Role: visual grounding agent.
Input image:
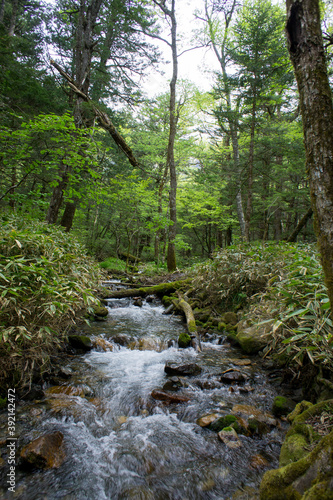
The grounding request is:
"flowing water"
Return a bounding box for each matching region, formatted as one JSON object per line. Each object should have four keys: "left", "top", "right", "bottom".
{"left": 0, "top": 294, "right": 287, "bottom": 500}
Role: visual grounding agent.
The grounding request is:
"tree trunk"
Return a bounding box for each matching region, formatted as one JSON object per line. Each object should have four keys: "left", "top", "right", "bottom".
{"left": 285, "top": 207, "right": 313, "bottom": 242}
{"left": 244, "top": 97, "right": 257, "bottom": 241}
{"left": 8, "top": 0, "right": 18, "bottom": 36}
{"left": 286, "top": 0, "right": 333, "bottom": 311}
{"left": 45, "top": 166, "right": 69, "bottom": 224}
{"left": 205, "top": 0, "right": 246, "bottom": 240}
{"left": 165, "top": 0, "right": 178, "bottom": 272}
{"left": 60, "top": 200, "right": 77, "bottom": 232}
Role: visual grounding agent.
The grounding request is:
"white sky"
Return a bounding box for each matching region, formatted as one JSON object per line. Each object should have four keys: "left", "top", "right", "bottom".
{"left": 141, "top": 0, "right": 220, "bottom": 97}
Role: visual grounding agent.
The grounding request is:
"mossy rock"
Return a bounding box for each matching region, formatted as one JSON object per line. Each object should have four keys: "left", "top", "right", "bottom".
{"left": 209, "top": 414, "right": 237, "bottom": 432}
{"left": 221, "top": 312, "right": 238, "bottom": 326}
{"left": 162, "top": 295, "right": 173, "bottom": 306}
{"left": 236, "top": 319, "right": 275, "bottom": 354}
{"left": 259, "top": 400, "right": 333, "bottom": 499}
{"left": 68, "top": 335, "right": 92, "bottom": 351}
{"left": 260, "top": 429, "right": 333, "bottom": 500}
{"left": 178, "top": 332, "right": 191, "bottom": 348}
{"left": 288, "top": 401, "right": 313, "bottom": 423}
{"left": 272, "top": 396, "right": 296, "bottom": 418}
{"left": 279, "top": 432, "right": 311, "bottom": 467}
{"left": 92, "top": 305, "right": 108, "bottom": 318}
{"left": 218, "top": 322, "right": 227, "bottom": 331}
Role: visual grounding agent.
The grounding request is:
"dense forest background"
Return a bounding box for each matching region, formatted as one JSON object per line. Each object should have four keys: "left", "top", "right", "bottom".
{"left": 1, "top": 0, "right": 332, "bottom": 271}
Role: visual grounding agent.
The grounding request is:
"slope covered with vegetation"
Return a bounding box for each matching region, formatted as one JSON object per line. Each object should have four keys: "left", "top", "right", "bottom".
{"left": 0, "top": 214, "right": 101, "bottom": 392}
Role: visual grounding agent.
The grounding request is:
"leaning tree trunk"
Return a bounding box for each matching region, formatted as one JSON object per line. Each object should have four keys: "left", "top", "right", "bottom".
{"left": 286, "top": 0, "right": 333, "bottom": 312}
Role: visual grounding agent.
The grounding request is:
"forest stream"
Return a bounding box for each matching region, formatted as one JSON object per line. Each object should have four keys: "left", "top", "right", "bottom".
{"left": 0, "top": 286, "right": 290, "bottom": 500}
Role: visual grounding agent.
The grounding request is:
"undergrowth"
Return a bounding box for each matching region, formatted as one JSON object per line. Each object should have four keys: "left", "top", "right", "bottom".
{"left": 192, "top": 242, "right": 333, "bottom": 372}
{"left": 0, "top": 214, "right": 102, "bottom": 392}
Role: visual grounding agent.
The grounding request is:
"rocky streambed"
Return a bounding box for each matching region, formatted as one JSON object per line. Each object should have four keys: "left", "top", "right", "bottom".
{"left": 0, "top": 289, "right": 332, "bottom": 499}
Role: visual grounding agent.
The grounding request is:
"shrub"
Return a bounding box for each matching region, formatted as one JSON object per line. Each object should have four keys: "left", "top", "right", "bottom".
{"left": 0, "top": 214, "right": 102, "bottom": 390}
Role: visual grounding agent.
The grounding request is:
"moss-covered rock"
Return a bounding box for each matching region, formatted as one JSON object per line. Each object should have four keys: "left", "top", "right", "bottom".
{"left": 221, "top": 312, "right": 238, "bottom": 325}
{"left": 272, "top": 396, "right": 296, "bottom": 418}
{"left": 68, "top": 334, "right": 92, "bottom": 351}
{"left": 236, "top": 319, "right": 275, "bottom": 354}
{"left": 178, "top": 332, "right": 191, "bottom": 348}
{"left": 209, "top": 414, "right": 237, "bottom": 432}
{"left": 92, "top": 305, "right": 108, "bottom": 317}
{"left": 259, "top": 400, "right": 333, "bottom": 499}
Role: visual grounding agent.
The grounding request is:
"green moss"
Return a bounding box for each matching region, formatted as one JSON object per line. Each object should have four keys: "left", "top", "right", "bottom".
{"left": 279, "top": 433, "right": 309, "bottom": 467}
{"left": 178, "top": 332, "right": 191, "bottom": 348}
{"left": 209, "top": 415, "right": 237, "bottom": 432}
{"left": 288, "top": 401, "right": 313, "bottom": 423}
{"left": 272, "top": 396, "right": 295, "bottom": 418}
{"left": 222, "top": 426, "right": 233, "bottom": 432}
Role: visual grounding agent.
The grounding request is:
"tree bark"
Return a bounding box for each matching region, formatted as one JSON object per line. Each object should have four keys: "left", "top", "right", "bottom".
{"left": 104, "top": 279, "right": 190, "bottom": 299}
{"left": 285, "top": 207, "right": 313, "bottom": 243}
{"left": 173, "top": 296, "right": 201, "bottom": 352}
{"left": 286, "top": 0, "right": 333, "bottom": 311}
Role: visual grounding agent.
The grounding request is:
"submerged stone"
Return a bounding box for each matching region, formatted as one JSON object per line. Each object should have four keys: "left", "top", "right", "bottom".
{"left": 20, "top": 431, "right": 65, "bottom": 469}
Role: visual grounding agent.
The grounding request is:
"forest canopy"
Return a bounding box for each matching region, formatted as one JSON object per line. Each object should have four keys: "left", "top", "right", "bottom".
{"left": 0, "top": 0, "right": 332, "bottom": 271}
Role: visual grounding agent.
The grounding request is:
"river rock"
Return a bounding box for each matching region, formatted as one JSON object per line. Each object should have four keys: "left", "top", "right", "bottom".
{"left": 20, "top": 431, "right": 65, "bottom": 469}
{"left": 68, "top": 334, "right": 92, "bottom": 351}
{"left": 111, "top": 334, "right": 131, "bottom": 346}
{"left": 163, "top": 376, "right": 183, "bottom": 392}
{"left": 249, "top": 454, "right": 270, "bottom": 469}
{"left": 196, "top": 413, "right": 220, "bottom": 427}
{"left": 92, "top": 305, "right": 109, "bottom": 319}
{"left": 220, "top": 370, "right": 248, "bottom": 384}
{"left": 272, "top": 395, "right": 296, "bottom": 418}
{"left": 231, "top": 404, "right": 277, "bottom": 435}
{"left": 178, "top": 332, "right": 191, "bottom": 348}
{"left": 236, "top": 319, "right": 275, "bottom": 354}
{"left": 133, "top": 297, "right": 143, "bottom": 307}
{"left": 218, "top": 427, "right": 242, "bottom": 449}
{"left": 151, "top": 389, "right": 190, "bottom": 404}
{"left": 45, "top": 385, "right": 85, "bottom": 397}
{"left": 164, "top": 362, "right": 202, "bottom": 376}
{"left": 92, "top": 337, "right": 113, "bottom": 351}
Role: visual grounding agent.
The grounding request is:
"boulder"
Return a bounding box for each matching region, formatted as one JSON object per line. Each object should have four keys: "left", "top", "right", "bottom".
{"left": 92, "top": 305, "right": 109, "bottom": 318}
{"left": 151, "top": 389, "right": 190, "bottom": 404}
{"left": 178, "top": 332, "right": 192, "bottom": 348}
{"left": 111, "top": 334, "right": 131, "bottom": 346}
{"left": 164, "top": 362, "right": 202, "bottom": 376}
{"left": 68, "top": 334, "right": 92, "bottom": 351}
{"left": 236, "top": 319, "right": 275, "bottom": 354}
{"left": 45, "top": 385, "right": 85, "bottom": 397}
{"left": 259, "top": 400, "right": 333, "bottom": 499}
{"left": 272, "top": 396, "right": 296, "bottom": 418}
{"left": 20, "top": 431, "right": 65, "bottom": 469}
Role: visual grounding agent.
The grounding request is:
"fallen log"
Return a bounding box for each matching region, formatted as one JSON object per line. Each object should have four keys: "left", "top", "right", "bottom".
{"left": 103, "top": 279, "right": 190, "bottom": 299}
{"left": 173, "top": 296, "right": 201, "bottom": 352}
